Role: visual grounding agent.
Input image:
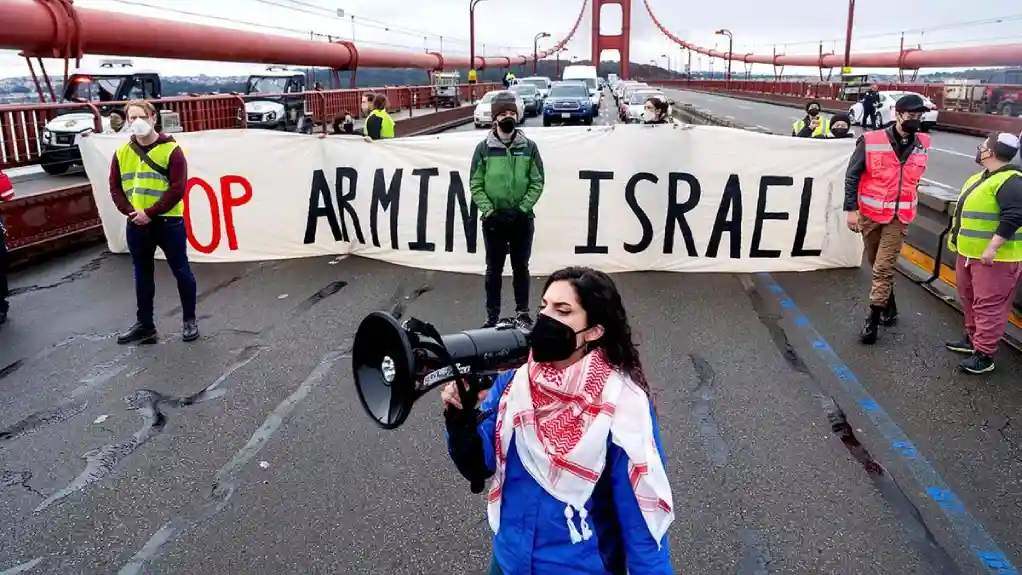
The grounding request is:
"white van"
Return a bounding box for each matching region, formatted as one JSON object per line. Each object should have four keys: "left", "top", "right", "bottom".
{"left": 562, "top": 65, "right": 600, "bottom": 108}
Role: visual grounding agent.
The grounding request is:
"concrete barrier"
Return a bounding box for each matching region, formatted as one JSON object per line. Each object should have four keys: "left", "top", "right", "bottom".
{"left": 671, "top": 103, "right": 1022, "bottom": 350}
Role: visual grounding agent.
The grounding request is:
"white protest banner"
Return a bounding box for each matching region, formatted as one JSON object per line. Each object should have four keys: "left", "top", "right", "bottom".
{"left": 81, "top": 125, "right": 862, "bottom": 274}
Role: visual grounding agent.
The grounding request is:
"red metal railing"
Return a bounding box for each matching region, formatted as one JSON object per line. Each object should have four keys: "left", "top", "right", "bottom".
{"left": 658, "top": 79, "right": 1022, "bottom": 135}
{"left": 0, "top": 83, "right": 500, "bottom": 171}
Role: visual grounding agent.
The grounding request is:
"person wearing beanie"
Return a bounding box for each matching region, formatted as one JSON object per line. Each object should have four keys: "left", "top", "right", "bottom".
{"left": 843, "top": 93, "right": 931, "bottom": 344}
{"left": 944, "top": 132, "right": 1022, "bottom": 374}
{"left": 826, "top": 113, "right": 854, "bottom": 139}
{"left": 792, "top": 100, "right": 830, "bottom": 137}
{"left": 469, "top": 91, "right": 546, "bottom": 330}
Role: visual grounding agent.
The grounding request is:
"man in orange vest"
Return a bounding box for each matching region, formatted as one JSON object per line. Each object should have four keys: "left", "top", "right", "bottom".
{"left": 843, "top": 94, "right": 931, "bottom": 344}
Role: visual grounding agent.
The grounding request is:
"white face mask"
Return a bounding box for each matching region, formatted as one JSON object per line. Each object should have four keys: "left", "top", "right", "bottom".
{"left": 642, "top": 109, "right": 657, "bottom": 123}
{"left": 130, "top": 118, "right": 153, "bottom": 137}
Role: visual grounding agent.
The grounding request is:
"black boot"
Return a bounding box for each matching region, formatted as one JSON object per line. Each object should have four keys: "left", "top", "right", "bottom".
{"left": 859, "top": 305, "right": 883, "bottom": 345}
{"left": 117, "top": 322, "right": 158, "bottom": 345}
{"left": 513, "top": 312, "right": 533, "bottom": 332}
{"left": 880, "top": 291, "right": 898, "bottom": 326}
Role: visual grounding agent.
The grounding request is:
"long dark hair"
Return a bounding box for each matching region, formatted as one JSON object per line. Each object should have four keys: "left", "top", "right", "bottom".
{"left": 645, "top": 97, "right": 668, "bottom": 121}
{"left": 543, "top": 266, "right": 651, "bottom": 398}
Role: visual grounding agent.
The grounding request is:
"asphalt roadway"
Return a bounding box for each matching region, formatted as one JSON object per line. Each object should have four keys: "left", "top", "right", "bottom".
{"left": 1, "top": 101, "right": 1021, "bottom": 575}
{"left": 660, "top": 88, "right": 985, "bottom": 196}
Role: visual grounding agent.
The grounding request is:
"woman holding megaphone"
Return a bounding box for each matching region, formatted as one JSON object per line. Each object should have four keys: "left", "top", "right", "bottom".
{"left": 442, "top": 266, "right": 675, "bottom": 574}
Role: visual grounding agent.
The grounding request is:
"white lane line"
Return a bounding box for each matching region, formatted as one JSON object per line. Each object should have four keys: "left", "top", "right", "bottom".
{"left": 756, "top": 125, "right": 772, "bottom": 132}
{"left": 922, "top": 177, "right": 956, "bottom": 191}
{"left": 930, "top": 146, "right": 974, "bottom": 159}
{"left": 737, "top": 104, "right": 751, "bottom": 110}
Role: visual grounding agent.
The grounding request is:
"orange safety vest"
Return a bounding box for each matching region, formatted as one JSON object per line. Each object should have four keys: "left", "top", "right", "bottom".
{"left": 857, "top": 129, "right": 929, "bottom": 224}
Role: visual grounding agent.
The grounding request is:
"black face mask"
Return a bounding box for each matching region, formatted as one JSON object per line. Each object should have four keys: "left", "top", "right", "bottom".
{"left": 529, "top": 314, "right": 587, "bottom": 363}
{"left": 807, "top": 108, "right": 820, "bottom": 117}
{"left": 496, "top": 117, "right": 516, "bottom": 133}
{"left": 831, "top": 127, "right": 850, "bottom": 138}
{"left": 901, "top": 118, "right": 921, "bottom": 134}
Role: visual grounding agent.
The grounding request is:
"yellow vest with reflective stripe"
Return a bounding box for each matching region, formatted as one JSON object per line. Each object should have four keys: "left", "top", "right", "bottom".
{"left": 793, "top": 117, "right": 830, "bottom": 137}
{"left": 116, "top": 140, "right": 183, "bottom": 217}
{"left": 948, "top": 169, "right": 1022, "bottom": 261}
{"left": 369, "top": 109, "right": 395, "bottom": 139}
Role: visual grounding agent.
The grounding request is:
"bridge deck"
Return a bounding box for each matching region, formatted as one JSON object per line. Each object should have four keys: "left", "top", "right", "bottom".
{"left": 1, "top": 101, "right": 1020, "bottom": 575}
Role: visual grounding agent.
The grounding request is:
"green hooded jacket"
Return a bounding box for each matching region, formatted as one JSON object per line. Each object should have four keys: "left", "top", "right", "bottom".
{"left": 468, "top": 130, "right": 545, "bottom": 217}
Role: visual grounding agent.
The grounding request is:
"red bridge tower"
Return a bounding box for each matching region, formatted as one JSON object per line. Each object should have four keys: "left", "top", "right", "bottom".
{"left": 591, "top": 0, "right": 632, "bottom": 79}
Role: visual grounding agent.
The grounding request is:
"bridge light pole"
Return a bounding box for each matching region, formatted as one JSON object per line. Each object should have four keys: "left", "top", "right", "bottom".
{"left": 660, "top": 53, "right": 670, "bottom": 79}
{"left": 533, "top": 32, "right": 550, "bottom": 75}
{"left": 715, "top": 28, "right": 733, "bottom": 89}
{"left": 470, "top": 0, "right": 488, "bottom": 75}
{"left": 556, "top": 47, "right": 569, "bottom": 77}
{"left": 843, "top": 0, "right": 856, "bottom": 73}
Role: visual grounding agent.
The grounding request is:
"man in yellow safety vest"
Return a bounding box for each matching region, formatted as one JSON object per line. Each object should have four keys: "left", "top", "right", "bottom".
{"left": 945, "top": 132, "right": 1022, "bottom": 374}
{"left": 108, "top": 99, "right": 199, "bottom": 345}
{"left": 468, "top": 69, "right": 478, "bottom": 84}
{"left": 792, "top": 100, "right": 830, "bottom": 138}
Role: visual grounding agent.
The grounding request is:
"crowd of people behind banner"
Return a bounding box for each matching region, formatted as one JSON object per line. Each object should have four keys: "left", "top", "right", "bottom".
{"left": 0, "top": 82, "right": 1021, "bottom": 573}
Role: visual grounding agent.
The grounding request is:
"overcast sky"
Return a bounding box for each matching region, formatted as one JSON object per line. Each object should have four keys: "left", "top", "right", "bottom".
{"left": 1, "top": 0, "right": 1020, "bottom": 78}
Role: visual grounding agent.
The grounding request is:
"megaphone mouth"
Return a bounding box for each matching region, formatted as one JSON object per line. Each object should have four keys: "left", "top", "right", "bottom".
{"left": 352, "top": 311, "right": 416, "bottom": 429}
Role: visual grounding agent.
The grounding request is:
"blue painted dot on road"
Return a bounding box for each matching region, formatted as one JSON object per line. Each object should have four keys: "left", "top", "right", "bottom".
{"left": 927, "top": 487, "right": 966, "bottom": 514}
{"left": 811, "top": 339, "right": 829, "bottom": 350}
{"left": 976, "top": 552, "right": 1017, "bottom": 574}
{"left": 831, "top": 365, "right": 855, "bottom": 381}
{"left": 859, "top": 398, "right": 880, "bottom": 411}
{"left": 893, "top": 441, "right": 919, "bottom": 459}
{"left": 793, "top": 315, "right": 810, "bottom": 326}
{"left": 780, "top": 298, "right": 794, "bottom": 308}
{"left": 766, "top": 283, "right": 783, "bottom": 293}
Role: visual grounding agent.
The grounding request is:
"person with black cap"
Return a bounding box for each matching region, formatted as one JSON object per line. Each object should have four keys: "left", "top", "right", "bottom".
{"left": 859, "top": 84, "right": 881, "bottom": 130}
{"left": 792, "top": 100, "right": 830, "bottom": 138}
{"left": 944, "top": 132, "right": 1022, "bottom": 374}
{"left": 843, "top": 93, "right": 931, "bottom": 344}
{"left": 826, "top": 113, "right": 855, "bottom": 139}
{"left": 469, "top": 91, "right": 545, "bottom": 330}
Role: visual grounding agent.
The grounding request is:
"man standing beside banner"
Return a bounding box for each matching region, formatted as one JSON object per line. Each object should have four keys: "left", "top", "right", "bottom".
{"left": 945, "top": 133, "right": 1022, "bottom": 374}
{"left": 108, "top": 99, "right": 199, "bottom": 345}
{"left": 843, "top": 94, "right": 931, "bottom": 345}
{"left": 469, "top": 91, "right": 545, "bottom": 330}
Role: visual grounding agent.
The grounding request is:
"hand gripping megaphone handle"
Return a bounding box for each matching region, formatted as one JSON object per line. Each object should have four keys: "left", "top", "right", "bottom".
{"left": 403, "top": 317, "right": 492, "bottom": 412}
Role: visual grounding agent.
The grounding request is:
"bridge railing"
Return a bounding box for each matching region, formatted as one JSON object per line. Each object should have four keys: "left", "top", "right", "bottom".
{"left": 0, "top": 83, "right": 502, "bottom": 170}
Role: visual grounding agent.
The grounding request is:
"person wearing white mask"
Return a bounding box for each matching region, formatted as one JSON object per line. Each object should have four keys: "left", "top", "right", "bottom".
{"left": 108, "top": 99, "right": 199, "bottom": 345}
{"left": 641, "top": 97, "right": 671, "bottom": 125}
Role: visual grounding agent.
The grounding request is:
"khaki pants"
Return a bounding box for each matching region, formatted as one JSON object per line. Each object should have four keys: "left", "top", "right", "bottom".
{"left": 860, "top": 215, "right": 907, "bottom": 306}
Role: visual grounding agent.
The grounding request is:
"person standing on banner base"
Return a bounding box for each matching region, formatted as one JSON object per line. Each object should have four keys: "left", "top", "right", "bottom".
{"left": 469, "top": 91, "right": 545, "bottom": 330}
{"left": 945, "top": 133, "right": 1022, "bottom": 374}
{"left": 108, "top": 99, "right": 199, "bottom": 345}
{"left": 843, "top": 94, "right": 931, "bottom": 345}
{"left": 441, "top": 267, "right": 674, "bottom": 574}
{"left": 792, "top": 100, "right": 830, "bottom": 138}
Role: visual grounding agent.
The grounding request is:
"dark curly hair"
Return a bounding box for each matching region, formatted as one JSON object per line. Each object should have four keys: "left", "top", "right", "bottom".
{"left": 543, "top": 266, "right": 651, "bottom": 398}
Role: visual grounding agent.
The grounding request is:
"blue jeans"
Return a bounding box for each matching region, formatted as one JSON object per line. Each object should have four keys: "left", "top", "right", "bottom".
{"left": 126, "top": 217, "right": 197, "bottom": 328}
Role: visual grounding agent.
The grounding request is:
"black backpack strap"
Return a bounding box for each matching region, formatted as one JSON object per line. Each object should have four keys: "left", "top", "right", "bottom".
{"left": 129, "top": 140, "right": 171, "bottom": 179}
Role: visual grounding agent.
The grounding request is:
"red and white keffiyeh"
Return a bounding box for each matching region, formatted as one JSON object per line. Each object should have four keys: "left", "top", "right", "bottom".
{"left": 487, "top": 349, "right": 674, "bottom": 547}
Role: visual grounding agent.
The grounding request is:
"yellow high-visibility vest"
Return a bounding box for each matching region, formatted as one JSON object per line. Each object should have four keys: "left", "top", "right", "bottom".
{"left": 792, "top": 117, "right": 830, "bottom": 137}
{"left": 949, "top": 169, "right": 1022, "bottom": 261}
{"left": 116, "top": 140, "right": 183, "bottom": 216}
{"left": 368, "top": 109, "right": 395, "bottom": 139}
